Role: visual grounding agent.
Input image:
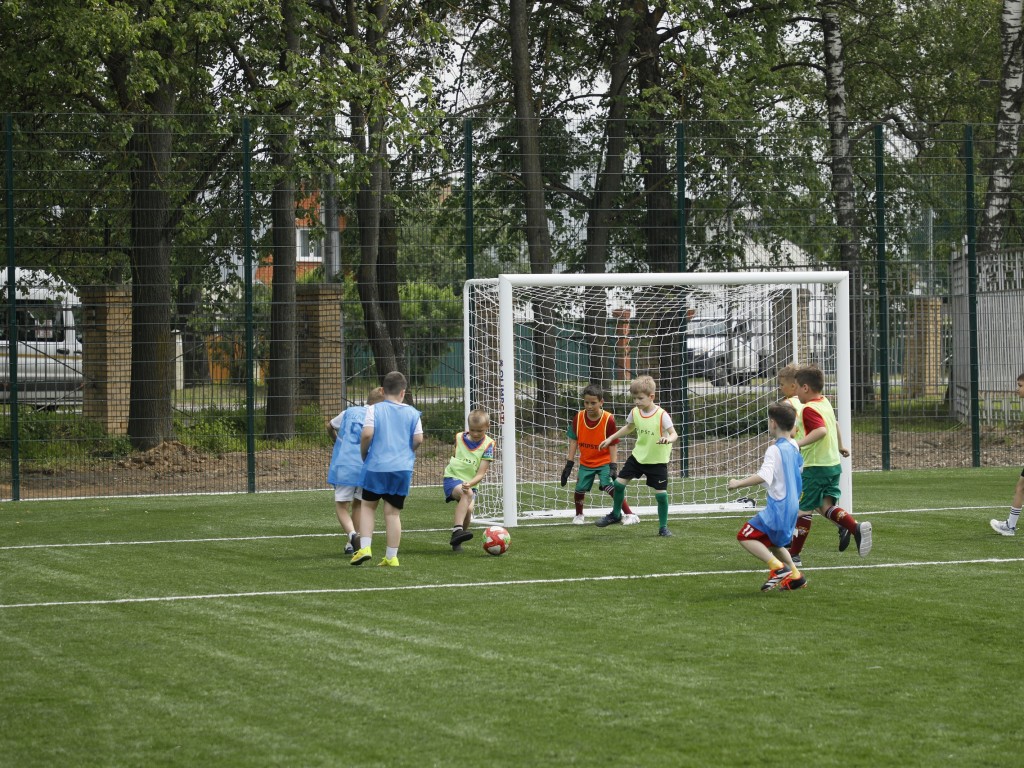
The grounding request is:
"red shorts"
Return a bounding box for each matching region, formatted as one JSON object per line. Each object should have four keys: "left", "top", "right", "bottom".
{"left": 737, "top": 522, "right": 771, "bottom": 544}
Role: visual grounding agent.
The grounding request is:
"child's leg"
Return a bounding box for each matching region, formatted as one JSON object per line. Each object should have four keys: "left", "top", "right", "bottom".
{"left": 820, "top": 495, "right": 858, "bottom": 533}
{"left": 772, "top": 546, "right": 799, "bottom": 574}
{"left": 383, "top": 501, "right": 402, "bottom": 553}
{"left": 601, "top": 485, "right": 633, "bottom": 515}
{"left": 610, "top": 479, "right": 628, "bottom": 517}
{"left": 787, "top": 514, "right": 814, "bottom": 556}
{"left": 357, "top": 499, "right": 376, "bottom": 547}
{"left": 574, "top": 491, "right": 586, "bottom": 516}
{"left": 655, "top": 491, "right": 669, "bottom": 529}
{"left": 335, "top": 500, "right": 354, "bottom": 534}
{"left": 1010, "top": 474, "right": 1024, "bottom": 528}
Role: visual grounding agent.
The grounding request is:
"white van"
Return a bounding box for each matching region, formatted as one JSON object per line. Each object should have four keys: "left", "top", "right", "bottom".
{"left": 0, "top": 269, "right": 84, "bottom": 406}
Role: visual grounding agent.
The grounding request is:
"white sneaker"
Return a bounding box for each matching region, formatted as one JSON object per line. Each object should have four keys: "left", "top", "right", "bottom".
{"left": 571, "top": 515, "right": 586, "bottom": 525}
{"left": 990, "top": 519, "right": 1016, "bottom": 537}
{"left": 621, "top": 513, "right": 641, "bottom": 526}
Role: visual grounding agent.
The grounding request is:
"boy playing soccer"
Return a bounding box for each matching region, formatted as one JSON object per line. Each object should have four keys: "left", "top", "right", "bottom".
{"left": 351, "top": 371, "right": 424, "bottom": 568}
{"left": 596, "top": 375, "right": 679, "bottom": 536}
{"left": 786, "top": 364, "right": 872, "bottom": 560}
{"left": 989, "top": 373, "right": 1024, "bottom": 536}
{"left": 445, "top": 409, "right": 496, "bottom": 552}
{"left": 728, "top": 401, "right": 806, "bottom": 591}
{"left": 561, "top": 384, "right": 637, "bottom": 525}
{"left": 327, "top": 387, "right": 384, "bottom": 554}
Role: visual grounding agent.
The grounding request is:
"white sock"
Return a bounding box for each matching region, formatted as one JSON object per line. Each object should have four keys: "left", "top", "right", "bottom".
{"left": 360, "top": 537, "right": 372, "bottom": 550}
{"left": 385, "top": 546, "right": 399, "bottom": 559}
{"left": 1009, "top": 508, "right": 1021, "bottom": 529}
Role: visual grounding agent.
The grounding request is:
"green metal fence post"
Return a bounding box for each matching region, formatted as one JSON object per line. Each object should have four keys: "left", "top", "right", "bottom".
{"left": 4, "top": 114, "right": 19, "bottom": 500}
{"left": 874, "top": 124, "right": 890, "bottom": 471}
{"left": 243, "top": 116, "right": 257, "bottom": 492}
{"left": 677, "top": 121, "right": 690, "bottom": 479}
{"left": 964, "top": 125, "right": 981, "bottom": 467}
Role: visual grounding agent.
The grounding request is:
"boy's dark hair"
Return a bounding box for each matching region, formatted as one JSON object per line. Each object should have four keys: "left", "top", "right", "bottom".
{"left": 582, "top": 383, "right": 604, "bottom": 400}
{"left": 769, "top": 400, "right": 797, "bottom": 432}
{"left": 794, "top": 364, "right": 825, "bottom": 393}
{"left": 1018, "top": 373, "right": 1024, "bottom": 384}
{"left": 382, "top": 371, "right": 407, "bottom": 395}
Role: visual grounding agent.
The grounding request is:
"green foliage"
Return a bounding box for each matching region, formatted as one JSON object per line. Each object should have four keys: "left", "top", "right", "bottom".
{"left": 420, "top": 399, "right": 466, "bottom": 441}
{"left": 0, "top": 409, "right": 133, "bottom": 462}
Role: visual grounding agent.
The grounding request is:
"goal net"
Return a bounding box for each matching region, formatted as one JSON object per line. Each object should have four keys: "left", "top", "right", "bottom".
{"left": 464, "top": 272, "right": 851, "bottom": 528}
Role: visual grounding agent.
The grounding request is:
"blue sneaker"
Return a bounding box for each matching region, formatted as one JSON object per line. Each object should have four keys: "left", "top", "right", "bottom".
{"left": 658, "top": 526, "right": 673, "bottom": 537}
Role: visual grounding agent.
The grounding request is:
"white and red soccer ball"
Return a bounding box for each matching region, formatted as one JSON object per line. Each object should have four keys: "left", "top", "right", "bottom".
{"left": 482, "top": 526, "right": 510, "bottom": 556}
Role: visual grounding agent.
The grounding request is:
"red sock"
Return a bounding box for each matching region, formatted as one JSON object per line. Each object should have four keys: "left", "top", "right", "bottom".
{"left": 824, "top": 505, "right": 857, "bottom": 533}
{"left": 788, "top": 514, "right": 814, "bottom": 556}
{"left": 574, "top": 492, "right": 585, "bottom": 516}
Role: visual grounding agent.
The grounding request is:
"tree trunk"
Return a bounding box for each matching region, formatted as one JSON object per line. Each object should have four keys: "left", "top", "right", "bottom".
{"left": 510, "top": 0, "right": 557, "bottom": 420}
{"left": 821, "top": 3, "right": 874, "bottom": 410}
{"left": 127, "top": 102, "right": 176, "bottom": 450}
{"left": 978, "top": 0, "right": 1024, "bottom": 258}
{"left": 264, "top": 0, "right": 301, "bottom": 440}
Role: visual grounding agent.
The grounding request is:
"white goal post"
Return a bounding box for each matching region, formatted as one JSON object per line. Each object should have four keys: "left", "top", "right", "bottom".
{"left": 464, "top": 272, "right": 851, "bottom": 528}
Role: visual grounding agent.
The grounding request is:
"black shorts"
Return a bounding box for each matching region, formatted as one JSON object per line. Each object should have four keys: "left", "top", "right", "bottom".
{"left": 360, "top": 489, "right": 407, "bottom": 510}
{"left": 618, "top": 455, "right": 669, "bottom": 491}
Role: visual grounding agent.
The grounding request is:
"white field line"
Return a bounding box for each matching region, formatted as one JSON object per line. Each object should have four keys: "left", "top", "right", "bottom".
{"left": 0, "top": 505, "right": 996, "bottom": 552}
{"left": 1, "top": 557, "right": 1022, "bottom": 611}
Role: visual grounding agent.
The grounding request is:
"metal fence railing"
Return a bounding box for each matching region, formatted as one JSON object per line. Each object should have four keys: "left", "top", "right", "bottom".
{"left": 3, "top": 115, "right": 1023, "bottom": 500}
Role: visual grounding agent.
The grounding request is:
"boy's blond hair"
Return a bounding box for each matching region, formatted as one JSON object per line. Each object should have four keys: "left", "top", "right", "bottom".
{"left": 629, "top": 375, "right": 656, "bottom": 397}
{"left": 366, "top": 387, "right": 385, "bottom": 406}
{"left": 777, "top": 363, "right": 800, "bottom": 382}
{"left": 467, "top": 409, "right": 490, "bottom": 429}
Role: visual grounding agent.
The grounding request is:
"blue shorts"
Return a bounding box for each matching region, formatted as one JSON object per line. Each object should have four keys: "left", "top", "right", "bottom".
{"left": 444, "top": 476, "right": 476, "bottom": 503}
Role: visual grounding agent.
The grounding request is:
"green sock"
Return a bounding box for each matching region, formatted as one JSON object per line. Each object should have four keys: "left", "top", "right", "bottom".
{"left": 612, "top": 481, "right": 626, "bottom": 518}
{"left": 656, "top": 493, "right": 669, "bottom": 528}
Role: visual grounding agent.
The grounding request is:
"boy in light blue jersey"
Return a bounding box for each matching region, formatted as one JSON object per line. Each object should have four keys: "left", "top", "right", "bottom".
{"left": 444, "top": 409, "right": 495, "bottom": 552}
{"left": 351, "top": 371, "right": 423, "bottom": 568}
{"left": 728, "top": 401, "right": 806, "bottom": 592}
{"left": 327, "top": 386, "right": 384, "bottom": 554}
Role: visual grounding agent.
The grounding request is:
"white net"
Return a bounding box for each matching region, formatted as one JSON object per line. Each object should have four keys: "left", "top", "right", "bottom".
{"left": 464, "top": 273, "right": 848, "bottom": 526}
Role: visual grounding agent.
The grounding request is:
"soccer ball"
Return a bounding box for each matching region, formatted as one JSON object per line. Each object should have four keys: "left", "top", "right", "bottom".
{"left": 482, "top": 526, "right": 510, "bottom": 556}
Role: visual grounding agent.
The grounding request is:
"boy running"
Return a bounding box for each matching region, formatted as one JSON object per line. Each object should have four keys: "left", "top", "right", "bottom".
{"left": 561, "top": 384, "right": 637, "bottom": 525}
{"left": 596, "top": 375, "right": 679, "bottom": 537}
{"left": 728, "top": 401, "right": 806, "bottom": 591}
{"left": 990, "top": 373, "right": 1024, "bottom": 536}
{"left": 786, "top": 364, "right": 872, "bottom": 560}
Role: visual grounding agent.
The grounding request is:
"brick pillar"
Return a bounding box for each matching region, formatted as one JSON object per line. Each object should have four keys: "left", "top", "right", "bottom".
{"left": 295, "top": 284, "right": 345, "bottom": 415}
{"left": 79, "top": 287, "right": 132, "bottom": 435}
{"left": 904, "top": 296, "right": 943, "bottom": 398}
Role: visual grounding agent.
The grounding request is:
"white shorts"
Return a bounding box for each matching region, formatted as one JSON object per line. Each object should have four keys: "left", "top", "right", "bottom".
{"left": 333, "top": 485, "right": 363, "bottom": 503}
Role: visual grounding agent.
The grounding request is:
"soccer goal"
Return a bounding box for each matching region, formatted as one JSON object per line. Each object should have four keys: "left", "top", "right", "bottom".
{"left": 464, "top": 272, "right": 851, "bottom": 528}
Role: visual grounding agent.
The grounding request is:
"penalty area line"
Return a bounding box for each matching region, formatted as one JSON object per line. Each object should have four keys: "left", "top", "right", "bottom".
{"left": 2, "top": 556, "right": 1022, "bottom": 611}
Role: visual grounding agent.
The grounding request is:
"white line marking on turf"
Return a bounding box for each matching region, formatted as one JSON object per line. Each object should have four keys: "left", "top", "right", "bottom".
{"left": 2, "top": 557, "right": 1022, "bottom": 611}
{"left": 0, "top": 505, "right": 998, "bottom": 551}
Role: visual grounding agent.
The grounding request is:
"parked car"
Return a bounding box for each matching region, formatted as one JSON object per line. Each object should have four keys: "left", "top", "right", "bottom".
{"left": 0, "top": 269, "right": 84, "bottom": 406}
{"left": 685, "top": 314, "right": 766, "bottom": 386}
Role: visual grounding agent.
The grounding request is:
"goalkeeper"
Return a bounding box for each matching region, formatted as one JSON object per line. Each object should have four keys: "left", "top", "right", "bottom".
{"left": 561, "top": 384, "right": 637, "bottom": 525}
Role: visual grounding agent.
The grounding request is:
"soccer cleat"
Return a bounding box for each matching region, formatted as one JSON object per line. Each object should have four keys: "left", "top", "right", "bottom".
{"left": 854, "top": 521, "right": 873, "bottom": 557}
{"left": 350, "top": 547, "right": 372, "bottom": 566}
{"left": 780, "top": 573, "right": 807, "bottom": 590}
{"left": 622, "top": 513, "right": 641, "bottom": 526}
{"left": 377, "top": 556, "right": 399, "bottom": 567}
{"left": 657, "top": 526, "right": 673, "bottom": 537}
{"left": 594, "top": 513, "right": 622, "bottom": 527}
{"left": 344, "top": 531, "right": 358, "bottom": 555}
{"left": 450, "top": 528, "right": 474, "bottom": 546}
{"left": 761, "top": 566, "right": 792, "bottom": 592}
{"left": 990, "top": 519, "right": 1016, "bottom": 537}
{"left": 735, "top": 496, "right": 756, "bottom": 508}
{"left": 838, "top": 525, "right": 852, "bottom": 552}
{"left": 571, "top": 515, "right": 587, "bottom": 525}
{"left": 791, "top": 554, "right": 803, "bottom": 568}
{"left": 451, "top": 543, "right": 463, "bottom": 552}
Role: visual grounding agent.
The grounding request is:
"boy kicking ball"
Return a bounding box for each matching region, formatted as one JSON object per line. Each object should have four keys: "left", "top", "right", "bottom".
{"left": 728, "top": 401, "right": 806, "bottom": 591}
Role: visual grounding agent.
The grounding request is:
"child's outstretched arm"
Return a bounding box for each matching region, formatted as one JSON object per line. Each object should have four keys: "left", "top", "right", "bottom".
{"left": 727, "top": 473, "right": 765, "bottom": 491}
{"left": 599, "top": 422, "right": 633, "bottom": 451}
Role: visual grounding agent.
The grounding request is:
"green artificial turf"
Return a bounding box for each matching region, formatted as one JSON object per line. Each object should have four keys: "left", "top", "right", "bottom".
{"left": 1, "top": 468, "right": 1022, "bottom": 767}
